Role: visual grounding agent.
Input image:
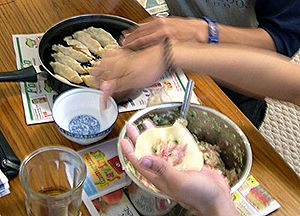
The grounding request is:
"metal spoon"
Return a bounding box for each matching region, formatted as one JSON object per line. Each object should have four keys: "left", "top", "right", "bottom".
{"left": 177, "top": 80, "right": 194, "bottom": 126}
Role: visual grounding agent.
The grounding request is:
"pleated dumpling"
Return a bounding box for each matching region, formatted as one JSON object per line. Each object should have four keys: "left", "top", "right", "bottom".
{"left": 73, "top": 31, "right": 104, "bottom": 57}
{"left": 103, "top": 44, "right": 120, "bottom": 55}
{"left": 52, "top": 44, "right": 92, "bottom": 63}
{"left": 50, "top": 62, "right": 83, "bottom": 84}
{"left": 85, "top": 27, "right": 119, "bottom": 47}
{"left": 52, "top": 52, "right": 87, "bottom": 74}
{"left": 81, "top": 75, "right": 97, "bottom": 88}
{"left": 64, "top": 36, "right": 93, "bottom": 58}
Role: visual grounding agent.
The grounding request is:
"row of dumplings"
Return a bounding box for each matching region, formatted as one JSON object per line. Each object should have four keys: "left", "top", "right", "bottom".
{"left": 50, "top": 27, "right": 119, "bottom": 87}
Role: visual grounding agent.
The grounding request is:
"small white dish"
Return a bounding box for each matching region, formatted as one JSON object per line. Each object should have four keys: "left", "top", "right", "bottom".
{"left": 52, "top": 88, "right": 118, "bottom": 145}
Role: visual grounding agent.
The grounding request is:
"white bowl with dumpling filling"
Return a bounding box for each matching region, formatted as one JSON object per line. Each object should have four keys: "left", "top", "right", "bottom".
{"left": 52, "top": 88, "right": 118, "bottom": 145}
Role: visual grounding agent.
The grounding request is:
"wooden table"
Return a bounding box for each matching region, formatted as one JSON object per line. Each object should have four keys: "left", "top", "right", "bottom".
{"left": 0, "top": 0, "right": 299, "bottom": 215}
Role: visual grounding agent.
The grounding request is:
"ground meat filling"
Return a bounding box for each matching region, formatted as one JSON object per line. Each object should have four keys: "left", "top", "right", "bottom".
{"left": 198, "top": 141, "right": 238, "bottom": 185}
{"left": 152, "top": 139, "right": 187, "bottom": 166}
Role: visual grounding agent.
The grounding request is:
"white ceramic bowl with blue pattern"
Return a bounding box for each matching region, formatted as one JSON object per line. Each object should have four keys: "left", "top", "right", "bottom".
{"left": 52, "top": 88, "right": 118, "bottom": 145}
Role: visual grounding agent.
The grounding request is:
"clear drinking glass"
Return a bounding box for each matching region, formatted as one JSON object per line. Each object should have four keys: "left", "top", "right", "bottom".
{"left": 19, "top": 146, "right": 87, "bottom": 216}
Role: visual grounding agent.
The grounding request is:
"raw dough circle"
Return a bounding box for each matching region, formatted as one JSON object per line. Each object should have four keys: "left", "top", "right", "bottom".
{"left": 135, "top": 124, "right": 203, "bottom": 171}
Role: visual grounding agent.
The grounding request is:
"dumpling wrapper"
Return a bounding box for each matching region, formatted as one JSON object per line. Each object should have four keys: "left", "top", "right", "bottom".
{"left": 52, "top": 44, "right": 92, "bottom": 63}
{"left": 52, "top": 52, "right": 87, "bottom": 74}
{"left": 53, "top": 74, "right": 72, "bottom": 85}
{"left": 50, "top": 62, "right": 83, "bottom": 84}
{"left": 73, "top": 31, "right": 104, "bottom": 57}
{"left": 103, "top": 44, "right": 120, "bottom": 54}
{"left": 64, "top": 36, "right": 93, "bottom": 58}
{"left": 135, "top": 124, "right": 203, "bottom": 171}
{"left": 81, "top": 75, "right": 97, "bottom": 88}
{"left": 85, "top": 27, "right": 119, "bottom": 47}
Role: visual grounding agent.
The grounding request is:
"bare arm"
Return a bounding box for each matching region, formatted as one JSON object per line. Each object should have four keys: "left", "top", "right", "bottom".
{"left": 122, "top": 17, "right": 276, "bottom": 51}
{"left": 173, "top": 43, "right": 300, "bottom": 106}
{"left": 218, "top": 24, "right": 275, "bottom": 51}
{"left": 93, "top": 43, "right": 300, "bottom": 106}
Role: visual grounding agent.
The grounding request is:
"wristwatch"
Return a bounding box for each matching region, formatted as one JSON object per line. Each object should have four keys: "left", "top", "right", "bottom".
{"left": 202, "top": 16, "right": 219, "bottom": 44}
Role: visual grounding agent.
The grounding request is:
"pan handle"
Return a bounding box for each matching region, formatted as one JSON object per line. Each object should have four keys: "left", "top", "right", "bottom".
{"left": 0, "top": 66, "right": 38, "bottom": 82}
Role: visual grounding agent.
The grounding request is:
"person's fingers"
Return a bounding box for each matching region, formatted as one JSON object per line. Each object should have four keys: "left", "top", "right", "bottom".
{"left": 123, "top": 24, "right": 154, "bottom": 42}
{"left": 121, "top": 139, "right": 157, "bottom": 180}
{"left": 121, "top": 24, "right": 142, "bottom": 36}
{"left": 91, "top": 60, "right": 112, "bottom": 78}
{"left": 122, "top": 17, "right": 157, "bottom": 38}
{"left": 122, "top": 17, "right": 154, "bottom": 35}
{"left": 98, "top": 75, "right": 139, "bottom": 103}
{"left": 126, "top": 123, "right": 140, "bottom": 145}
{"left": 142, "top": 118, "right": 155, "bottom": 130}
{"left": 123, "top": 32, "right": 166, "bottom": 50}
{"left": 92, "top": 60, "right": 101, "bottom": 67}
{"left": 99, "top": 81, "right": 115, "bottom": 108}
{"left": 121, "top": 138, "right": 137, "bottom": 163}
{"left": 93, "top": 65, "right": 123, "bottom": 81}
{"left": 126, "top": 120, "right": 154, "bottom": 145}
{"left": 136, "top": 155, "right": 182, "bottom": 192}
{"left": 109, "top": 70, "right": 145, "bottom": 92}
{"left": 122, "top": 21, "right": 169, "bottom": 49}
{"left": 91, "top": 49, "right": 131, "bottom": 76}
{"left": 139, "top": 156, "right": 167, "bottom": 176}
{"left": 93, "top": 77, "right": 102, "bottom": 89}
{"left": 122, "top": 19, "right": 167, "bottom": 48}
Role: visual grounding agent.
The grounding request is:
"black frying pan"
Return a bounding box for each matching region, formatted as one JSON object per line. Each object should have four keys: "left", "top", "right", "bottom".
{"left": 0, "top": 14, "right": 137, "bottom": 92}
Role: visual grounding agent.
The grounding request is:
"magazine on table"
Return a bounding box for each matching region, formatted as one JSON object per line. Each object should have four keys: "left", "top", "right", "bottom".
{"left": 0, "top": 170, "right": 10, "bottom": 197}
{"left": 82, "top": 189, "right": 139, "bottom": 216}
{"left": 232, "top": 175, "right": 280, "bottom": 216}
{"left": 78, "top": 138, "right": 139, "bottom": 216}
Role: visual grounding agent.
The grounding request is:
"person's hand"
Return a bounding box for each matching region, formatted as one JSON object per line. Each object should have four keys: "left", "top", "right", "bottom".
{"left": 91, "top": 45, "right": 166, "bottom": 102}
{"left": 121, "top": 123, "right": 239, "bottom": 216}
{"left": 122, "top": 17, "right": 208, "bottom": 50}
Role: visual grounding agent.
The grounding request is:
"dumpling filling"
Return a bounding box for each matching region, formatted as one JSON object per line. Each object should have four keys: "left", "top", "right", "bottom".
{"left": 134, "top": 123, "right": 203, "bottom": 171}
{"left": 152, "top": 139, "right": 187, "bottom": 166}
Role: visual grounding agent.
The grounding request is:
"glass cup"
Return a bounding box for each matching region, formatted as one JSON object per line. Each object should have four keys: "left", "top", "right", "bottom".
{"left": 19, "top": 146, "right": 87, "bottom": 216}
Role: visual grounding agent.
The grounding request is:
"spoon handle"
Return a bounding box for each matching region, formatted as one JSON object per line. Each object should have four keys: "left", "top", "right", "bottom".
{"left": 180, "top": 80, "right": 194, "bottom": 120}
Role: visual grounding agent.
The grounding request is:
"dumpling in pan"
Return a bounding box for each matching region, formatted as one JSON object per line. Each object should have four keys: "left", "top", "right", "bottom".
{"left": 64, "top": 36, "right": 93, "bottom": 58}
{"left": 85, "top": 27, "right": 119, "bottom": 47}
{"left": 52, "top": 44, "right": 92, "bottom": 63}
{"left": 82, "top": 67, "right": 93, "bottom": 74}
{"left": 50, "top": 62, "right": 83, "bottom": 84}
{"left": 73, "top": 31, "right": 104, "bottom": 57}
{"left": 82, "top": 59, "right": 101, "bottom": 74}
{"left": 81, "top": 75, "right": 97, "bottom": 88}
{"left": 134, "top": 123, "right": 203, "bottom": 171}
{"left": 52, "top": 52, "right": 87, "bottom": 74}
{"left": 52, "top": 74, "right": 72, "bottom": 85}
{"left": 103, "top": 44, "right": 120, "bottom": 54}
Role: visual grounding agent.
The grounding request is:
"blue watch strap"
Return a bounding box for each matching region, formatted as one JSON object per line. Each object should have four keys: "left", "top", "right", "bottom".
{"left": 202, "top": 16, "right": 219, "bottom": 44}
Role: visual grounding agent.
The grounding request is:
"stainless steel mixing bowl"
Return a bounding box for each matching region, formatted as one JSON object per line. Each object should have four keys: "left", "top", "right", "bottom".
{"left": 118, "top": 103, "right": 252, "bottom": 199}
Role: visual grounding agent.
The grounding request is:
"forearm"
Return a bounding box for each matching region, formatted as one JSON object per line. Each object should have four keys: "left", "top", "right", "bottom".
{"left": 218, "top": 24, "right": 276, "bottom": 51}
{"left": 172, "top": 43, "right": 300, "bottom": 106}
{"left": 192, "top": 19, "right": 276, "bottom": 51}
{"left": 194, "top": 195, "right": 239, "bottom": 216}
{"left": 208, "top": 196, "right": 239, "bottom": 216}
